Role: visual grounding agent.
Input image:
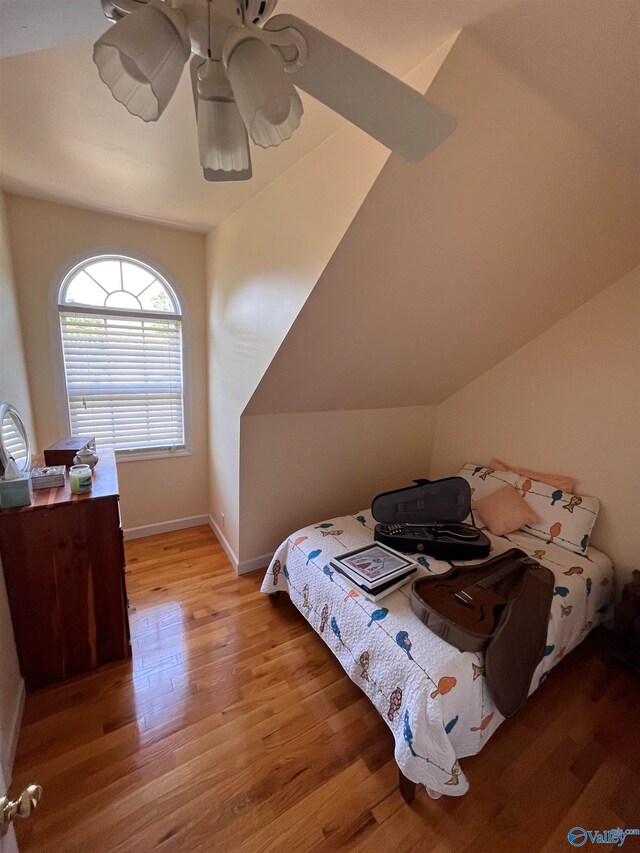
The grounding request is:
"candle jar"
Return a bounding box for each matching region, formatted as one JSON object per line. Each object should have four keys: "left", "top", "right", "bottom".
{"left": 69, "top": 464, "right": 92, "bottom": 495}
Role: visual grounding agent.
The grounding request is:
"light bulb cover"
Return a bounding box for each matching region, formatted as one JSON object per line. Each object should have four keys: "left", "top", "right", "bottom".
{"left": 93, "top": 0, "right": 190, "bottom": 122}
{"left": 190, "top": 58, "right": 253, "bottom": 181}
{"left": 198, "top": 99, "right": 252, "bottom": 175}
{"left": 225, "top": 37, "right": 303, "bottom": 148}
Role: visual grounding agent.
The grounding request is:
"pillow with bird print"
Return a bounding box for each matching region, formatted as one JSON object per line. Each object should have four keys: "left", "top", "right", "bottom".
{"left": 456, "top": 463, "right": 520, "bottom": 502}
{"left": 510, "top": 474, "right": 600, "bottom": 555}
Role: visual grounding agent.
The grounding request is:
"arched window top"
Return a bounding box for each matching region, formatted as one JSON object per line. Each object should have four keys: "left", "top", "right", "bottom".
{"left": 59, "top": 254, "right": 180, "bottom": 316}
{"left": 56, "top": 252, "right": 185, "bottom": 456}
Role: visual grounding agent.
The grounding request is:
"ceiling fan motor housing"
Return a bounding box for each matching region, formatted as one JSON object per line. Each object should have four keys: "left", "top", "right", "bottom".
{"left": 242, "top": 0, "right": 278, "bottom": 26}
{"left": 169, "top": 0, "right": 273, "bottom": 60}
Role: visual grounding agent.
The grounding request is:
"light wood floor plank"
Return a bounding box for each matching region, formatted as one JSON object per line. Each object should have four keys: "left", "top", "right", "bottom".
{"left": 10, "top": 525, "right": 640, "bottom": 852}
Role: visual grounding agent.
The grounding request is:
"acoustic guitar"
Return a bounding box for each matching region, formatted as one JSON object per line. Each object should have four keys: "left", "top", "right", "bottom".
{"left": 411, "top": 549, "right": 541, "bottom": 637}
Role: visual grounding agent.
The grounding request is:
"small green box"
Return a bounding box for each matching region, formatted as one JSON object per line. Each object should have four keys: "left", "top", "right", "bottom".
{"left": 0, "top": 475, "right": 33, "bottom": 509}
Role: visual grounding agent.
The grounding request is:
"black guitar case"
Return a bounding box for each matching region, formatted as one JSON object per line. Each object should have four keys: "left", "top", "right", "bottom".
{"left": 372, "top": 477, "right": 491, "bottom": 560}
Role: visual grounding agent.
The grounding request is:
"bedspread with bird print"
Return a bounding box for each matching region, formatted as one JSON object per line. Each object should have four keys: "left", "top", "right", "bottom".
{"left": 261, "top": 510, "right": 613, "bottom": 796}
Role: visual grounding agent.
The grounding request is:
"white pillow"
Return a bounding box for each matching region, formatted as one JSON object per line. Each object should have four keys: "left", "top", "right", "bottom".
{"left": 456, "top": 462, "right": 520, "bottom": 500}
{"left": 456, "top": 463, "right": 600, "bottom": 552}
{"left": 512, "top": 474, "right": 600, "bottom": 555}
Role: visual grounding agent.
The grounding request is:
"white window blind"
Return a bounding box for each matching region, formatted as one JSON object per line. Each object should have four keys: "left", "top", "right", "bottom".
{"left": 57, "top": 255, "right": 186, "bottom": 456}
{"left": 59, "top": 310, "right": 184, "bottom": 452}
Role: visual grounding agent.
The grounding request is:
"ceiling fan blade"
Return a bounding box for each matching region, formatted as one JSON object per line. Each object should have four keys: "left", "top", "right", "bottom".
{"left": 0, "top": 0, "right": 109, "bottom": 57}
{"left": 264, "top": 13, "right": 457, "bottom": 162}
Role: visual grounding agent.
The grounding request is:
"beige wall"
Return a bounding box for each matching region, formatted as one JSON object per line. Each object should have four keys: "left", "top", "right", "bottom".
{"left": 0, "top": 191, "right": 32, "bottom": 784}
{"left": 4, "top": 194, "right": 209, "bottom": 531}
{"left": 430, "top": 265, "right": 640, "bottom": 583}
{"left": 240, "top": 406, "right": 437, "bottom": 563}
{"left": 0, "top": 197, "right": 35, "bottom": 445}
{"left": 206, "top": 42, "right": 455, "bottom": 562}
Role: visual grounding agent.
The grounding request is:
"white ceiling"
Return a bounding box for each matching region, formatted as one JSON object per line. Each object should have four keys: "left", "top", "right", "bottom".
{"left": 0, "top": 0, "right": 510, "bottom": 231}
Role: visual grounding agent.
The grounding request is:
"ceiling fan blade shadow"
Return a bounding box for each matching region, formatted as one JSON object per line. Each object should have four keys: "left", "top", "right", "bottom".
{"left": 265, "top": 13, "right": 457, "bottom": 162}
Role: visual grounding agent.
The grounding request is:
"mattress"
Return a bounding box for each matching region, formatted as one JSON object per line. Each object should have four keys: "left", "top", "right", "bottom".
{"left": 260, "top": 509, "right": 613, "bottom": 796}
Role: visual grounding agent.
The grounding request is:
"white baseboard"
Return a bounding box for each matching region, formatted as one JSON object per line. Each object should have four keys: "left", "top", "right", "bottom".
{"left": 123, "top": 515, "right": 209, "bottom": 541}
{"left": 207, "top": 516, "right": 272, "bottom": 575}
{"left": 122, "top": 514, "right": 271, "bottom": 574}
{"left": 238, "top": 551, "right": 273, "bottom": 575}
{"left": 208, "top": 515, "right": 239, "bottom": 571}
{"left": 2, "top": 678, "right": 25, "bottom": 787}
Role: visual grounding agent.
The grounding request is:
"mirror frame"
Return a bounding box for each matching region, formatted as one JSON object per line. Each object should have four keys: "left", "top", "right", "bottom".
{"left": 0, "top": 401, "right": 31, "bottom": 478}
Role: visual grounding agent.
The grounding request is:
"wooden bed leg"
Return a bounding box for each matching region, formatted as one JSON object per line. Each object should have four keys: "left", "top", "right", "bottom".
{"left": 398, "top": 769, "right": 417, "bottom": 804}
{"left": 269, "top": 591, "right": 282, "bottom": 600}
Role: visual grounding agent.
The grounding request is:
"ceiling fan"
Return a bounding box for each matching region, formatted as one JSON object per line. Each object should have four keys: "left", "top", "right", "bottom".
{"left": 93, "top": 0, "right": 457, "bottom": 181}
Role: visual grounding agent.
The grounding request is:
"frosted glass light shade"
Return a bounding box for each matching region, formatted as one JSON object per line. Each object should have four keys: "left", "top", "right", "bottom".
{"left": 198, "top": 98, "right": 251, "bottom": 173}
{"left": 93, "top": 1, "right": 189, "bottom": 122}
{"left": 226, "top": 38, "right": 303, "bottom": 148}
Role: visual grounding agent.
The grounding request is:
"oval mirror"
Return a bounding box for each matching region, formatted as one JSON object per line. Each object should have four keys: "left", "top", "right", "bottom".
{"left": 0, "top": 402, "right": 31, "bottom": 478}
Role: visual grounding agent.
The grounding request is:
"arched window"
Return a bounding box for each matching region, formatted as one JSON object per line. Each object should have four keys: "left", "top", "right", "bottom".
{"left": 58, "top": 254, "right": 185, "bottom": 455}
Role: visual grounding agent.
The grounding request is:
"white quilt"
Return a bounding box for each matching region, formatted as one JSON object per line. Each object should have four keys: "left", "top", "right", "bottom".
{"left": 260, "top": 510, "right": 613, "bottom": 796}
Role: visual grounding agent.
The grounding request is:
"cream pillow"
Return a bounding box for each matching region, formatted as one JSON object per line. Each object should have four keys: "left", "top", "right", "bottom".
{"left": 473, "top": 485, "right": 540, "bottom": 536}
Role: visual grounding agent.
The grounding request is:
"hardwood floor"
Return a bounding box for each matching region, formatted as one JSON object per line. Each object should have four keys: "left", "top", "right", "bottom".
{"left": 10, "top": 526, "right": 640, "bottom": 852}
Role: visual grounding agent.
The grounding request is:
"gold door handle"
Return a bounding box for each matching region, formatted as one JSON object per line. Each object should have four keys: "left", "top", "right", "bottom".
{"left": 0, "top": 784, "right": 43, "bottom": 837}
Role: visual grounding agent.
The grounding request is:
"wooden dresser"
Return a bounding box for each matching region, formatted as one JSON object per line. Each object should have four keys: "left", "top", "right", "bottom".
{"left": 0, "top": 448, "right": 131, "bottom": 690}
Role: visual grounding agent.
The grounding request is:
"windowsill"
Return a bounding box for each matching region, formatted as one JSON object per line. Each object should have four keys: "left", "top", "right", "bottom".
{"left": 114, "top": 448, "right": 192, "bottom": 463}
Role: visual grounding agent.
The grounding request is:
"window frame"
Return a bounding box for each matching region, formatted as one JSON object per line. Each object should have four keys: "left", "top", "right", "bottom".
{"left": 51, "top": 249, "right": 192, "bottom": 463}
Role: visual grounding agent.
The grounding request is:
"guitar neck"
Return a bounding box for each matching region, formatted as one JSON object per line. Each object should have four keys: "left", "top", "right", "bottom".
{"left": 463, "top": 558, "right": 526, "bottom": 597}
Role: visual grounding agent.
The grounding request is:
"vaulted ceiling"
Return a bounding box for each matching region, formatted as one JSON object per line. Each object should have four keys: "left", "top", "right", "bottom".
{"left": 0, "top": 0, "right": 509, "bottom": 230}
{"left": 247, "top": 5, "right": 640, "bottom": 414}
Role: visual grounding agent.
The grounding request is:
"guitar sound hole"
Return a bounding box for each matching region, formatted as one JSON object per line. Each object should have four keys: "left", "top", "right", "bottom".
{"left": 479, "top": 605, "right": 486, "bottom": 622}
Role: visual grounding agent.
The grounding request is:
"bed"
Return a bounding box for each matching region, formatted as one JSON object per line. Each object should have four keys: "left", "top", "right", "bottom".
{"left": 260, "top": 507, "right": 613, "bottom": 798}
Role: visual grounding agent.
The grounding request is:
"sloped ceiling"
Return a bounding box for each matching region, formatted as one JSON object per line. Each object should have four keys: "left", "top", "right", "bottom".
{"left": 0, "top": 0, "right": 508, "bottom": 230}
{"left": 470, "top": 0, "right": 640, "bottom": 195}
{"left": 247, "top": 3, "right": 640, "bottom": 414}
